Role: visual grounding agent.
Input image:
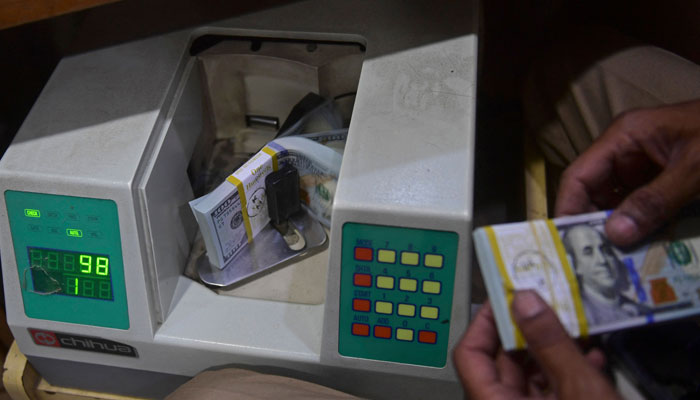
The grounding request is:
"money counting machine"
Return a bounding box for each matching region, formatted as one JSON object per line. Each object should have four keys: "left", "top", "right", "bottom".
{"left": 0, "top": 1, "right": 477, "bottom": 398}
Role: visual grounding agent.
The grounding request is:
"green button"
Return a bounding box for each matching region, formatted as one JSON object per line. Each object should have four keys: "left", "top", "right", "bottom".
{"left": 425, "top": 254, "right": 443, "bottom": 268}
{"left": 399, "top": 278, "right": 417, "bottom": 292}
{"left": 401, "top": 252, "right": 419, "bottom": 265}
{"left": 24, "top": 209, "right": 41, "bottom": 218}
{"left": 377, "top": 249, "right": 396, "bottom": 264}
{"left": 375, "top": 301, "right": 393, "bottom": 315}
{"left": 420, "top": 306, "right": 439, "bottom": 320}
{"left": 398, "top": 304, "right": 416, "bottom": 317}
{"left": 396, "top": 328, "right": 414, "bottom": 341}
{"left": 376, "top": 276, "right": 395, "bottom": 289}
{"left": 422, "top": 280, "right": 441, "bottom": 294}
{"left": 66, "top": 229, "right": 83, "bottom": 238}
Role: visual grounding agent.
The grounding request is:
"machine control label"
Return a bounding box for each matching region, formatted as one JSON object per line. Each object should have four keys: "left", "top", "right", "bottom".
{"left": 28, "top": 329, "right": 138, "bottom": 358}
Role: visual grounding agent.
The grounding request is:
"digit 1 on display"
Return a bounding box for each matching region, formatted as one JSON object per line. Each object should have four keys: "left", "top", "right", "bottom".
{"left": 67, "top": 277, "right": 79, "bottom": 295}
{"left": 80, "top": 255, "right": 91, "bottom": 274}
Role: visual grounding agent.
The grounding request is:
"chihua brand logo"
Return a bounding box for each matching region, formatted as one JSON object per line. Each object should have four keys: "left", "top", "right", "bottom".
{"left": 28, "top": 329, "right": 138, "bottom": 358}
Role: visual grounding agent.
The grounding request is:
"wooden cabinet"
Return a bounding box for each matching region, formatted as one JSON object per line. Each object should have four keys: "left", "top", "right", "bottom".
{"left": 0, "top": 0, "right": 120, "bottom": 30}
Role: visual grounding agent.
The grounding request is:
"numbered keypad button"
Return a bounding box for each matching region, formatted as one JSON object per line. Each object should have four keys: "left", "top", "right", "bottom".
{"left": 375, "top": 301, "right": 393, "bottom": 315}
{"left": 424, "top": 254, "right": 444, "bottom": 268}
{"left": 420, "top": 306, "right": 439, "bottom": 320}
{"left": 397, "top": 303, "right": 416, "bottom": 317}
{"left": 422, "top": 280, "right": 441, "bottom": 294}
{"left": 400, "top": 251, "right": 419, "bottom": 266}
{"left": 376, "top": 276, "right": 395, "bottom": 289}
{"left": 377, "top": 249, "right": 396, "bottom": 264}
{"left": 399, "top": 278, "right": 417, "bottom": 292}
{"left": 396, "top": 328, "right": 414, "bottom": 341}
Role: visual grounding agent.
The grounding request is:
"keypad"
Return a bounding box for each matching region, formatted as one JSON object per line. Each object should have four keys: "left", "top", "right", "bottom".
{"left": 338, "top": 223, "right": 458, "bottom": 368}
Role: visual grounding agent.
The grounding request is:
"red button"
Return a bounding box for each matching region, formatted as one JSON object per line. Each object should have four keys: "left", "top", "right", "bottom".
{"left": 352, "top": 323, "right": 370, "bottom": 336}
{"left": 374, "top": 325, "right": 392, "bottom": 339}
{"left": 354, "top": 247, "right": 373, "bottom": 261}
{"left": 418, "top": 330, "right": 437, "bottom": 344}
{"left": 353, "top": 299, "right": 371, "bottom": 312}
{"left": 353, "top": 273, "right": 372, "bottom": 287}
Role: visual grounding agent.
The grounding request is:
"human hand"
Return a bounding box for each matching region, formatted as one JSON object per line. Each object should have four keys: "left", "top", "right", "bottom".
{"left": 454, "top": 291, "right": 620, "bottom": 400}
{"left": 555, "top": 100, "right": 700, "bottom": 247}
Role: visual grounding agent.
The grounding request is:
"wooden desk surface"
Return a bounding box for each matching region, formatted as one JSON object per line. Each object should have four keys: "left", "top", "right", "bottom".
{"left": 0, "top": 0, "right": 120, "bottom": 30}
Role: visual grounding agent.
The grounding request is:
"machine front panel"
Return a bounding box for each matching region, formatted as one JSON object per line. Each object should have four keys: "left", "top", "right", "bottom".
{"left": 338, "top": 223, "right": 458, "bottom": 367}
{"left": 5, "top": 191, "right": 129, "bottom": 329}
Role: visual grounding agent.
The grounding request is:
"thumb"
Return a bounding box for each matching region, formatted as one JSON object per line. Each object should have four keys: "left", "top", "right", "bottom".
{"left": 511, "top": 291, "right": 588, "bottom": 380}
{"left": 511, "top": 291, "right": 620, "bottom": 399}
{"left": 606, "top": 164, "right": 699, "bottom": 247}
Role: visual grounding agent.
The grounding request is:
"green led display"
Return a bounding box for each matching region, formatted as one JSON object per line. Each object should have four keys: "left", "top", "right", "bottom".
{"left": 28, "top": 247, "right": 113, "bottom": 300}
{"left": 6, "top": 190, "right": 129, "bottom": 329}
{"left": 24, "top": 209, "right": 40, "bottom": 218}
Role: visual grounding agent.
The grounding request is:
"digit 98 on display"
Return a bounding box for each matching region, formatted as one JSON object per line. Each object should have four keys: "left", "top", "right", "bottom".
{"left": 27, "top": 247, "right": 113, "bottom": 300}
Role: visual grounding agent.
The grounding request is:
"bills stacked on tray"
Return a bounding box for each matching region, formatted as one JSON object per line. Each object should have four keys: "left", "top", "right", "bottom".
{"left": 190, "top": 136, "right": 342, "bottom": 269}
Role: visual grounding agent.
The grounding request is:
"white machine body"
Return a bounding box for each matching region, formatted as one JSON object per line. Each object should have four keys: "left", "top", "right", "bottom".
{"left": 0, "top": 1, "right": 477, "bottom": 398}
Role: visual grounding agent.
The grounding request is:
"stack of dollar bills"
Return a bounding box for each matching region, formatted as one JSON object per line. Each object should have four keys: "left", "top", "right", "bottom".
{"left": 190, "top": 136, "right": 342, "bottom": 270}
{"left": 473, "top": 210, "right": 700, "bottom": 350}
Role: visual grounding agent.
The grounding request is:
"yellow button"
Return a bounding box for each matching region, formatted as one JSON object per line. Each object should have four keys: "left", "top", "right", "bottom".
{"left": 377, "top": 249, "right": 396, "bottom": 264}
{"left": 425, "top": 254, "right": 443, "bottom": 268}
{"left": 399, "top": 278, "right": 417, "bottom": 292}
{"left": 376, "top": 276, "right": 395, "bottom": 289}
{"left": 375, "top": 301, "right": 393, "bottom": 314}
{"left": 396, "top": 328, "right": 414, "bottom": 341}
{"left": 420, "top": 306, "right": 439, "bottom": 320}
{"left": 422, "top": 280, "right": 441, "bottom": 294}
{"left": 398, "top": 304, "right": 416, "bottom": 317}
{"left": 401, "top": 252, "right": 419, "bottom": 265}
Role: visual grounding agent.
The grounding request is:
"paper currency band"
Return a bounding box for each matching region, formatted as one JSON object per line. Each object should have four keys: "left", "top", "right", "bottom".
{"left": 226, "top": 145, "right": 282, "bottom": 242}
{"left": 485, "top": 226, "right": 526, "bottom": 349}
{"left": 262, "top": 144, "right": 280, "bottom": 171}
{"left": 545, "top": 220, "right": 588, "bottom": 338}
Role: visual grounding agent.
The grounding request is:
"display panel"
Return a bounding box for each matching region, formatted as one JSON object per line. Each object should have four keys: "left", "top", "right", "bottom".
{"left": 28, "top": 247, "right": 113, "bottom": 300}
{"left": 5, "top": 190, "right": 129, "bottom": 329}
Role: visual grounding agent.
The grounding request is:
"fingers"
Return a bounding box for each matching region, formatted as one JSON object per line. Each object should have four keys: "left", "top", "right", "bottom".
{"left": 454, "top": 303, "right": 526, "bottom": 399}
{"left": 556, "top": 101, "right": 700, "bottom": 247}
{"left": 585, "top": 348, "right": 607, "bottom": 371}
{"left": 510, "top": 291, "right": 586, "bottom": 379}
{"left": 511, "top": 291, "right": 621, "bottom": 399}
{"left": 606, "top": 151, "right": 700, "bottom": 247}
{"left": 453, "top": 303, "right": 501, "bottom": 396}
{"left": 554, "top": 132, "right": 621, "bottom": 217}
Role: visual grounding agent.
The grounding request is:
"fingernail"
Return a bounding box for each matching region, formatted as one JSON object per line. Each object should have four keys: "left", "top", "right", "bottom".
{"left": 608, "top": 213, "right": 639, "bottom": 240}
{"left": 512, "top": 290, "right": 545, "bottom": 320}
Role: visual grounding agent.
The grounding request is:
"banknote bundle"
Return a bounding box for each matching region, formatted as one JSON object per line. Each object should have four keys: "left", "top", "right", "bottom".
{"left": 190, "top": 136, "right": 342, "bottom": 269}
{"left": 473, "top": 211, "right": 700, "bottom": 350}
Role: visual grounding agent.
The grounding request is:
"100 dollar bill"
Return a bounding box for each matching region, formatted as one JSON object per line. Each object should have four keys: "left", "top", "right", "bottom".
{"left": 473, "top": 211, "right": 700, "bottom": 350}
{"left": 190, "top": 136, "right": 341, "bottom": 269}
